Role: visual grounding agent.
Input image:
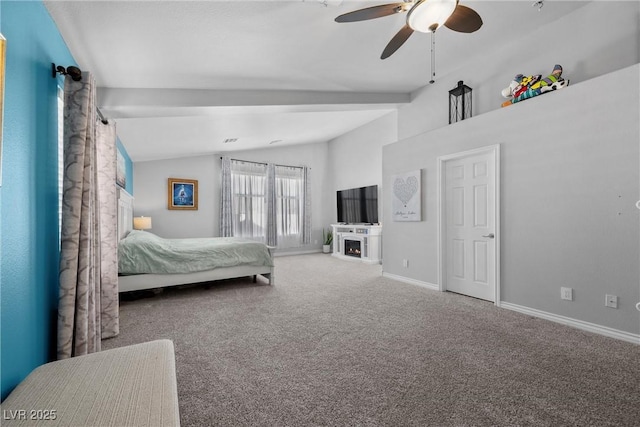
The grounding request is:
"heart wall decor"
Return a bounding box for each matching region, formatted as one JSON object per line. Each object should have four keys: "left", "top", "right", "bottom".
{"left": 392, "top": 170, "right": 421, "bottom": 222}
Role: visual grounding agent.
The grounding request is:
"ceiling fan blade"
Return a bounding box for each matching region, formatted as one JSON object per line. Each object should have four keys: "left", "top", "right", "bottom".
{"left": 444, "top": 4, "right": 483, "bottom": 33}
{"left": 335, "top": 3, "right": 407, "bottom": 23}
{"left": 381, "top": 24, "right": 414, "bottom": 59}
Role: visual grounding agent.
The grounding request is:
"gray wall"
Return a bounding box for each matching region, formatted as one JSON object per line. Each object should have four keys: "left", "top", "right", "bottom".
{"left": 133, "top": 142, "right": 331, "bottom": 252}
{"left": 327, "top": 111, "right": 398, "bottom": 224}
{"left": 383, "top": 64, "right": 639, "bottom": 334}
{"left": 133, "top": 155, "right": 218, "bottom": 238}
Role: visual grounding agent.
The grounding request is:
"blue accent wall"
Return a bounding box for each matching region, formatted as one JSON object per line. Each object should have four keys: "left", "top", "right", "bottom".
{"left": 117, "top": 137, "right": 134, "bottom": 195}
{"left": 0, "top": 1, "right": 77, "bottom": 400}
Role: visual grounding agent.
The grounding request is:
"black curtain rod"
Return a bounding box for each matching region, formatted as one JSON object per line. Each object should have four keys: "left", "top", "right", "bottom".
{"left": 52, "top": 63, "right": 109, "bottom": 125}
{"left": 97, "top": 108, "right": 108, "bottom": 125}
{"left": 220, "top": 157, "right": 307, "bottom": 170}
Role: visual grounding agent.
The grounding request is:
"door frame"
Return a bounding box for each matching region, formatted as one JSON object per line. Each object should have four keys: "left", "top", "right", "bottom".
{"left": 437, "top": 144, "right": 501, "bottom": 306}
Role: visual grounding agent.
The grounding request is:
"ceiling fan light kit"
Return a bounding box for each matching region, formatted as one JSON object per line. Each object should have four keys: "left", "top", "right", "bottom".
{"left": 335, "top": 0, "right": 482, "bottom": 60}
{"left": 407, "top": 0, "right": 457, "bottom": 33}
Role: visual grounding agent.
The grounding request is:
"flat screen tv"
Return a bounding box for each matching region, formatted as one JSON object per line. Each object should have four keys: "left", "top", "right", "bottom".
{"left": 337, "top": 185, "right": 379, "bottom": 224}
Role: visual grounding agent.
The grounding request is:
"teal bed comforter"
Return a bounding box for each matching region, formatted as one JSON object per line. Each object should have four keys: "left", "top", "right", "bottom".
{"left": 118, "top": 230, "right": 273, "bottom": 275}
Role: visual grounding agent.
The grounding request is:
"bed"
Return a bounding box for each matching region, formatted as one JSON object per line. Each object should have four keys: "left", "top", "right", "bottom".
{"left": 117, "top": 188, "right": 274, "bottom": 293}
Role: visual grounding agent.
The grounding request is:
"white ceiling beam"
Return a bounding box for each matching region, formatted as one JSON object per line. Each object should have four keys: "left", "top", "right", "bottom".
{"left": 98, "top": 88, "right": 410, "bottom": 113}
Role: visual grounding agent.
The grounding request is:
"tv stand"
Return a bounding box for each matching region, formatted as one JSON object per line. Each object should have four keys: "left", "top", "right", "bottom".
{"left": 331, "top": 224, "right": 382, "bottom": 264}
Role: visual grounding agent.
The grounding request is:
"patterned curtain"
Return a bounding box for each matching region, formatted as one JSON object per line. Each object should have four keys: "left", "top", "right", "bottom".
{"left": 219, "top": 156, "right": 233, "bottom": 237}
{"left": 302, "top": 166, "right": 312, "bottom": 244}
{"left": 96, "top": 121, "right": 118, "bottom": 339}
{"left": 58, "top": 72, "right": 118, "bottom": 359}
{"left": 265, "top": 164, "right": 277, "bottom": 247}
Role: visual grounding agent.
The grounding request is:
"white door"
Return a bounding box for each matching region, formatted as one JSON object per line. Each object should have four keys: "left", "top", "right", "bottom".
{"left": 441, "top": 146, "right": 498, "bottom": 302}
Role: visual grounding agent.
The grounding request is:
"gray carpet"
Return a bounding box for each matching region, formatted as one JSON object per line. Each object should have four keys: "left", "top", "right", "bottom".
{"left": 104, "top": 254, "right": 640, "bottom": 426}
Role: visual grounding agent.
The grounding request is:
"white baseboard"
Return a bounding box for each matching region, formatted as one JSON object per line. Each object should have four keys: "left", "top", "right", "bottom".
{"left": 500, "top": 302, "right": 640, "bottom": 345}
{"left": 273, "top": 249, "right": 322, "bottom": 257}
{"left": 382, "top": 272, "right": 439, "bottom": 291}
{"left": 376, "top": 272, "right": 639, "bottom": 345}
{"left": 381, "top": 273, "right": 638, "bottom": 344}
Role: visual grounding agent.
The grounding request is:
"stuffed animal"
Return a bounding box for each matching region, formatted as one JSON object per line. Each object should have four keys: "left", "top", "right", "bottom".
{"left": 501, "top": 65, "right": 568, "bottom": 107}
{"left": 501, "top": 74, "right": 541, "bottom": 99}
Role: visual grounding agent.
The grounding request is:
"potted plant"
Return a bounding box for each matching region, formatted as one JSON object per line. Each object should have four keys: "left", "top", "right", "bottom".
{"left": 322, "top": 228, "right": 333, "bottom": 253}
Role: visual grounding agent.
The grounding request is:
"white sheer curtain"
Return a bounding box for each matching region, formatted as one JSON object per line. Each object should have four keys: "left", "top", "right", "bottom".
{"left": 275, "top": 165, "right": 304, "bottom": 248}
{"left": 230, "top": 160, "right": 267, "bottom": 242}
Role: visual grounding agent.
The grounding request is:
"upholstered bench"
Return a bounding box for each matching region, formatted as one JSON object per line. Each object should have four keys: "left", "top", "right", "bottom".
{"left": 1, "top": 339, "right": 180, "bottom": 426}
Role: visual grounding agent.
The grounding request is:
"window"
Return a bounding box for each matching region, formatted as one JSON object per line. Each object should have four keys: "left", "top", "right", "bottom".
{"left": 227, "top": 159, "right": 309, "bottom": 248}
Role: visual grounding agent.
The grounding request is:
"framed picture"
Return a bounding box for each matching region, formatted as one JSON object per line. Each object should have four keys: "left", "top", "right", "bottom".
{"left": 392, "top": 169, "right": 421, "bottom": 221}
{"left": 168, "top": 178, "right": 198, "bottom": 210}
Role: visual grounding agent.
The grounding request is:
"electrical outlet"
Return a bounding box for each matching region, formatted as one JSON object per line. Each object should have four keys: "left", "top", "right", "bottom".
{"left": 605, "top": 294, "right": 618, "bottom": 309}
{"left": 402, "top": 259, "right": 408, "bottom": 268}
{"left": 561, "top": 287, "right": 573, "bottom": 301}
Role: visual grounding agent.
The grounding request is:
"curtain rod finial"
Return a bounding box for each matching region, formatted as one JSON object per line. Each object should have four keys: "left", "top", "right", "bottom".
{"left": 51, "top": 63, "right": 82, "bottom": 81}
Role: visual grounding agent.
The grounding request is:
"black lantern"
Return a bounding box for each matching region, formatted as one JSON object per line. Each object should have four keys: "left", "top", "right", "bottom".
{"left": 449, "top": 80, "right": 472, "bottom": 124}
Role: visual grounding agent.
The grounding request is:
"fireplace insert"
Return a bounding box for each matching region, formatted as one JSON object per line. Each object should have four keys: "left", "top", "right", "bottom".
{"left": 344, "top": 239, "right": 362, "bottom": 258}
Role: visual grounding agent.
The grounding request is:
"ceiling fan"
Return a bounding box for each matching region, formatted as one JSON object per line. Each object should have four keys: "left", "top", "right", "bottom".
{"left": 335, "top": 0, "right": 483, "bottom": 59}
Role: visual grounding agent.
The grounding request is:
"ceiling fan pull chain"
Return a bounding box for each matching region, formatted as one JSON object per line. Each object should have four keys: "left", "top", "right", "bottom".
{"left": 429, "top": 31, "right": 436, "bottom": 84}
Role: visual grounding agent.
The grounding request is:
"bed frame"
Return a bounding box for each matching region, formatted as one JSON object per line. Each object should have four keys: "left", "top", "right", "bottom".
{"left": 117, "top": 188, "right": 274, "bottom": 293}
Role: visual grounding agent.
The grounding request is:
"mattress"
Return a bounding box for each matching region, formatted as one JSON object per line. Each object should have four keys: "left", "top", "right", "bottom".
{"left": 118, "top": 230, "right": 273, "bottom": 275}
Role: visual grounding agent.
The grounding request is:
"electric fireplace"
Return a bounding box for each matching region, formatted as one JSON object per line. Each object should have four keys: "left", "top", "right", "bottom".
{"left": 344, "top": 239, "right": 362, "bottom": 258}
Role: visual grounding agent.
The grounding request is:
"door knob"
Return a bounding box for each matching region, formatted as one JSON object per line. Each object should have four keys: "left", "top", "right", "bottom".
{"left": 482, "top": 233, "right": 495, "bottom": 238}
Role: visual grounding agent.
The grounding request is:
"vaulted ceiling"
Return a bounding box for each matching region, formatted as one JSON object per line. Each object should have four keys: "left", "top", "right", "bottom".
{"left": 45, "top": 1, "right": 590, "bottom": 162}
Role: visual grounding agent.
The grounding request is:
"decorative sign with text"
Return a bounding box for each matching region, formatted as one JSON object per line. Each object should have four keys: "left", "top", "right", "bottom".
{"left": 392, "top": 170, "right": 421, "bottom": 222}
